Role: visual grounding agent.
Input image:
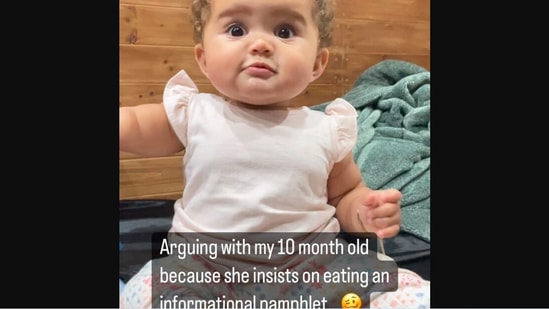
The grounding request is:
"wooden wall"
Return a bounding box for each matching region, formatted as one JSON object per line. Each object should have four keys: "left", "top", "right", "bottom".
{"left": 119, "top": 0, "right": 430, "bottom": 200}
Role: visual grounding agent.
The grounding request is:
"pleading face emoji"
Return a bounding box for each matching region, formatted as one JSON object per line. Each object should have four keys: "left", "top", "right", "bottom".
{"left": 341, "top": 292, "right": 362, "bottom": 308}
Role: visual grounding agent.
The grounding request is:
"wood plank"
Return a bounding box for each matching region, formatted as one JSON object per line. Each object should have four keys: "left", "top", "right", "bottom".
{"left": 335, "top": 0, "right": 430, "bottom": 22}
{"left": 119, "top": 83, "right": 164, "bottom": 107}
{"left": 342, "top": 54, "right": 430, "bottom": 85}
{"left": 334, "top": 20, "right": 430, "bottom": 55}
{"left": 120, "top": 0, "right": 189, "bottom": 8}
{"left": 120, "top": 5, "right": 194, "bottom": 46}
{"left": 119, "top": 0, "right": 429, "bottom": 21}
{"left": 121, "top": 192, "right": 182, "bottom": 201}
{"left": 293, "top": 85, "right": 348, "bottom": 107}
{"left": 120, "top": 83, "right": 220, "bottom": 107}
{"left": 119, "top": 156, "right": 184, "bottom": 199}
{"left": 120, "top": 150, "right": 184, "bottom": 160}
{"left": 120, "top": 46, "right": 204, "bottom": 83}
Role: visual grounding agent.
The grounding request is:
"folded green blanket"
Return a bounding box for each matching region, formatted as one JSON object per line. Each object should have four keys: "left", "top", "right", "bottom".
{"left": 312, "top": 60, "right": 430, "bottom": 242}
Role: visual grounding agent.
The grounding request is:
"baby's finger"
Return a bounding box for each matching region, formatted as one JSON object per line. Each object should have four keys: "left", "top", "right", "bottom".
{"left": 378, "top": 189, "right": 402, "bottom": 204}
{"left": 367, "top": 203, "right": 400, "bottom": 219}
{"left": 360, "top": 192, "right": 379, "bottom": 208}
{"left": 370, "top": 215, "right": 400, "bottom": 229}
{"left": 375, "top": 224, "right": 400, "bottom": 239}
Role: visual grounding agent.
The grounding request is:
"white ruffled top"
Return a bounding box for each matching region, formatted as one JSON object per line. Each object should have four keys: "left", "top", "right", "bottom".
{"left": 163, "top": 70, "right": 358, "bottom": 234}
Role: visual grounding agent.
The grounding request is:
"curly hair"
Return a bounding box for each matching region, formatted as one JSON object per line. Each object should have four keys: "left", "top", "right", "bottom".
{"left": 190, "top": 0, "right": 335, "bottom": 48}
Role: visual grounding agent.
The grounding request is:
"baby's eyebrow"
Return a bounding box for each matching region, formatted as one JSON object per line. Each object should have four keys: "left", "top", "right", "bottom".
{"left": 268, "top": 8, "right": 307, "bottom": 26}
{"left": 216, "top": 4, "right": 307, "bottom": 27}
{"left": 216, "top": 4, "right": 252, "bottom": 20}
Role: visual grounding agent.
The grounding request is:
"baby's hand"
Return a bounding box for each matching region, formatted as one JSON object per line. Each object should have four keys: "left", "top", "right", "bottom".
{"left": 356, "top": 189, "right": 402, "bottom": 238}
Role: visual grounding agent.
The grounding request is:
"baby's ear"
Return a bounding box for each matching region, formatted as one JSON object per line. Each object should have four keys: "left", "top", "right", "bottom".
{"left": 194, "top": 43, "right": 209, "bottom": 78}
{"left": 310, "top": 48, "right": 329, "bottom": 82}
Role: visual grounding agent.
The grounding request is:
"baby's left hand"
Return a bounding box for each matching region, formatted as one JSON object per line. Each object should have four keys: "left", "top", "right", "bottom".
{"left": 356, "top": 189, "right": 402, "bottom": 238}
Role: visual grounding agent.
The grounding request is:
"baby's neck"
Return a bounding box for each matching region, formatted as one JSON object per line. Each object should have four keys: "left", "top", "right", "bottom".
{"left": 228, "top": 99, "right": 299, "bottom": 111}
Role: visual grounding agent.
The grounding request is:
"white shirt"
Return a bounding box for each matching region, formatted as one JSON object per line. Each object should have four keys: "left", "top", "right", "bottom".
{"left": 163, "top": 70, "right": 357, "bottom": 234}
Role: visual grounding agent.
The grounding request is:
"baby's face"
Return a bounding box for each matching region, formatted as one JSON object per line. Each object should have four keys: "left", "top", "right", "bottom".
{"left": 194, "top": 0, "right": 328, "bottom": 109}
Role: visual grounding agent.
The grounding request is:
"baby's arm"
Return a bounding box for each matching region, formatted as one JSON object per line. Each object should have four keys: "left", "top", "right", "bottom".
{"left": 328, "top": 153, "right": 402, "bottom": 239}
{"left": 119, "top": 103, "right": 184, "bottom": 156}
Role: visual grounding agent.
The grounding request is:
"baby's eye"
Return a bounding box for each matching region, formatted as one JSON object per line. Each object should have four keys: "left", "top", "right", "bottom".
{"left": 275, "top": 25, "right": 295, "bottom": 39}
{"left": 228, "top": 24, "right": 246, "bottom": 37}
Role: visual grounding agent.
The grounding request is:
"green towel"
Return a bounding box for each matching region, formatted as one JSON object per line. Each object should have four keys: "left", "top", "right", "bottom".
{"left": 312, "top": 60, "right": 430, "bottom": 242}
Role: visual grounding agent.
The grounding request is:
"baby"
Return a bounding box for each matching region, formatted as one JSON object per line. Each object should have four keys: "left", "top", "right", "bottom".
{"left": 120, "top": 0, "right": 430, "bottom": 308}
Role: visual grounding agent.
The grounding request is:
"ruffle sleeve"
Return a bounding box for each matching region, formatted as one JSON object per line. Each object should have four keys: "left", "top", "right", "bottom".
{"left": 325, "top": 98, "right": 358, "bottom": 162}
{"left": 162, "top": 70, "right": 199, "bottom": 146}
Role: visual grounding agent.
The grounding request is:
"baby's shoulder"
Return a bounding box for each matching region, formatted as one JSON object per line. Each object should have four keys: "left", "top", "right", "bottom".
{"left": 164, "top": 70, "right": 199, "bottom": 102}
{"left": 323, "top": 98, "right": 357, "bottom": 118}
{"left": 323, "top": 98, "right": 358, "bottom": 162}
